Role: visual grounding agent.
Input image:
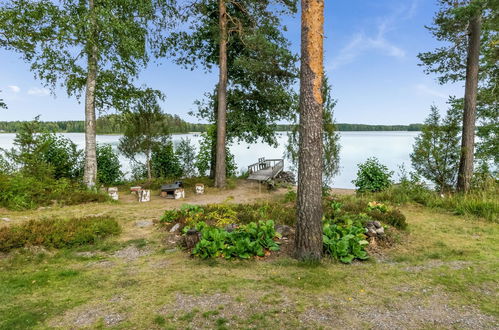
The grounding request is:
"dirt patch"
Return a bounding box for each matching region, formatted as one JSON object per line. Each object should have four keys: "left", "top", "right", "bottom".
{"left": 113, "top": 246, "right": 151, "bottom": 261}
{"left": 403, "top": 260, "right": 471, "bottom": 272}
{"left": 352, "top": 293, "right": 498, "bottom": 329}
{"left": 295, "top": 291, "right": 499, "bottom": 330}
{"left": 50, "top": 305, "right": 127, "bottom": 328}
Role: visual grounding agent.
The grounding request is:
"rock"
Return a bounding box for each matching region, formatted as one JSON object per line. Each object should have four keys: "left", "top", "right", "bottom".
{"left": 276, "top": 171, "right": 296, "bottom": 184}
{"left": 224, "top": 224, "right": 238, "bottom": 232}
{"left": 135, "top": 220, "right": 153, "bottom": 228}
{"left": 373, "top": 221, "right": 382, "bottom": 229}
{"left": 169, "top": 223, "right": 180, "bottom": 233}
{"left": 367, "top": 228, "right": 377, "bottom": 237}
{"left": 375, "top": 227, "right": 385, "bottom": 235}
{"left": 275, "top": 224, "right": 295, "bottom": 238}
{"left": 1, "top": 217, "right": 11, "bottom": 222}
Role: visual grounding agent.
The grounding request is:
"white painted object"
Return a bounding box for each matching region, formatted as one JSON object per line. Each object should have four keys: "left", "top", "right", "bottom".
{"left": 138, "top": 189, "right": 151, "bottom": 202}
{"left": 108, "top": 187, "right": 119, "bottom": 201}
{"left": 174, "top": 188, "right": 185, "bottom": 200}
{"left": 195, "top": 184, "right": 205, "bottom": 195}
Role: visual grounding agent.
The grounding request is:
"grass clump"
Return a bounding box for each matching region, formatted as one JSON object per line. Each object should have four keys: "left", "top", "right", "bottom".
{"left": 0, "top": 216, "right": 121, "bottom": 252}
{"left": 371, "top": 179, "right": 498, "bottom": 222}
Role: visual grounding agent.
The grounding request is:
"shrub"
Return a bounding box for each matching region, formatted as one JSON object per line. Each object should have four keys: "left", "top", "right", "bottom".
{"left": 176, "top": 138, "right": 197, "bottom": 178}
{"left": 323, "top": 218, "right": 369, "bottom": 264}
{"left": 40, "top": 134, "right": 83, "bottom": 180}
{"left": 189, "top": 220, "right": 280, "bottom": 259}
{"left": 0, "top": 216, "right": 120, "bottom": 252}
{"left": 352, "top": 157, "right": 393, "bottom": 193}
{"left": 324, "top": 197, "right": 407, "bottom": 230}
{"left": 151, "top": 141, "right": 183, "bottom": 178}
{"left": 97, "top": 144, "right": 123, "bottom": 185}
{"left": 0, "top": 172, "right": 109, "bottom": 210}
{"left": 158, "top": 202, "right": 297, "bottom": 228}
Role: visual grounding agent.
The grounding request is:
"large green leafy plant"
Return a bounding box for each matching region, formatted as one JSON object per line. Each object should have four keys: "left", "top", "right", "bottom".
{"left": 322, "top": 219, "right": 369, "bottom": 264}
{"left": 189, "top": 220, "right": 280, "bottom": 260}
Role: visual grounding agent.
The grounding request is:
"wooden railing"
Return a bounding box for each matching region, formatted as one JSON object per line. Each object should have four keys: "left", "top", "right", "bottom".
{"left": 248, "top": 158, "right": 284, "bottom": 179}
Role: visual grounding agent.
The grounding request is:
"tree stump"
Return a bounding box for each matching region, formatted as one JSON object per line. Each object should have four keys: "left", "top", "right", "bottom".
{"left": 108, "top": 187, "right": 119, "bottom": 200}
{"left": 195, "top": 184, "right": 205, "bottom": 194}
{"left": 137, "top": 189, "right": 150, "bottom": 202}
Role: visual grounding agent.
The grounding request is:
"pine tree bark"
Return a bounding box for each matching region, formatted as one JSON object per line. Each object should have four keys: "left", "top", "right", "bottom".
{"left": 294, "top": 0, "right": 324, "bottom": 261}
{"left": 210, "top": 106, "right": 218, "bottom": 179}
{"left": 215, "top": 0, "right": 228, "bottom": 188}
{"left": 457, "top": 14, "right": 481, "bottom": 193}
{"left": 83, "top": 0, "right": 98, "bottom": 188}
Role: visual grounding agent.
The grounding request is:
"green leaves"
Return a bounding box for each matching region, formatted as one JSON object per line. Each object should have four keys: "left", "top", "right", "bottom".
{"left": 322, "top": 220, "right": 369, "bottom": 264}
{"left": 410, "top": 104, "right": 461, "bottom": 192}
{"left": 1, "top": 0, "right": 175, "bottom": 111}
{"left": 190, "top": 220, "right": 280, "bottom": 260}
{"left": 352, "top": 157, "right": 393, "bottom": 193}
{"left": 166, "top": 0, "right": 298, "bottom": 146}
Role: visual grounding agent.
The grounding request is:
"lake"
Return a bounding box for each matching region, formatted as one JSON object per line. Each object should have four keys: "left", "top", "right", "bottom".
{"left": 0, "top": 131, "right": 419, "bottom": 188}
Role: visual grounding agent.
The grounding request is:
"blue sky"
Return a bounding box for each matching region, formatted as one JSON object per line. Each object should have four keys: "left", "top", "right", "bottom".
{"left": 0, "top": 0, "right": 464, "bottom": 124}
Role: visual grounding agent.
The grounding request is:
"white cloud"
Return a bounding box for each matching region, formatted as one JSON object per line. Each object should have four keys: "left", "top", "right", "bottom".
{"left": 27, "top": 87, "right": 50, "bottom": 96}
{"left": 7, "top": 85, "right": 21, "bottom": 93}
{"left": 327, "top": 0, "right": 419, "bottom": 71}
{"left": 414, "top": 83, "right": 447, "bottom": 99}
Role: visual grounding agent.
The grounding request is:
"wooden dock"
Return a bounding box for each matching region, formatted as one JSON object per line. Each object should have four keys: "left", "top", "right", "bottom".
{"left": 247, "top": 158, "right": 284, "bottom": 182}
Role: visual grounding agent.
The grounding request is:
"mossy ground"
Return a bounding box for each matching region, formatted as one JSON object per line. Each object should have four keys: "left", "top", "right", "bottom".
{"left": 0, "top": 181, "right": 497, "bottom": 329}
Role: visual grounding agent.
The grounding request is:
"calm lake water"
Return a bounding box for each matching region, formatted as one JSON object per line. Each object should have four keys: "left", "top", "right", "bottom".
{"left": 0, "top": 131, "right": 419, "bottom": 188}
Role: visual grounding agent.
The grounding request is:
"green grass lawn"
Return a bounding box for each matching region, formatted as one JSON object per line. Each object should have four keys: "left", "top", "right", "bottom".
{"left": 0, "top": 200, "right": 498, "bottom": 329}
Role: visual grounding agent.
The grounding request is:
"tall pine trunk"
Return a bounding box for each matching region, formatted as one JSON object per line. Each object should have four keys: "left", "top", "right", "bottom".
{"left": 83, "top": 0, "right": 98, "bottom": 188}
{"left": 295, "top": 0, "right": 324, "bottom": 261}
{"left": 457, "top": 14, "right": 481, "bottom": 193}
{"left": 215, "top": 0, "right": 228, "bottom": 188}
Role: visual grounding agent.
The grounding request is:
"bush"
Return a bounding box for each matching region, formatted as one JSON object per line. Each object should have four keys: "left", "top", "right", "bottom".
{"left": 151, "top": 141, "right": 183, "bottom": 178}
{"left": 323, "top": 197, "right": 407, "bottom": 230}
{"left": 97, "top": 144, "right": 123, "bottom": 185}
{"left": 323, "top": 218, "right": 369, "bottom": 264}
{"left": 0, "top": 172, "right": 109, "bottom": 210}
{"left": 188, "top": 220, "right": 280, "bottom": 259}
{"left": 176, "top": 138, "right": 197, "bottom": 178}
{"left": 0, "top": 216, "right": 120, "bottom": 252}
{"left": 158, "top": 202, "right": 297, "bottom": 228}
{"left": 40, "top": 134, "right": 83, "bottom": 180}
{"left": 352, "top": 157, "right": 393, "bottom": 193}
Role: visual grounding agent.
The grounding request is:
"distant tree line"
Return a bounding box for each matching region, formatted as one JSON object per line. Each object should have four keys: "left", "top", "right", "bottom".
{"left": 0, "top": 119, "right": 423, "bottom": 134}
{"left": 0, "top": 114, "right": 208, "bottom": 134}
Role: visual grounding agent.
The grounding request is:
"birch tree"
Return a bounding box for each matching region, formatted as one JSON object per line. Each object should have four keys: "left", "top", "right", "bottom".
{"left": 0, "top": 0, "right": 175, "bottom": 187}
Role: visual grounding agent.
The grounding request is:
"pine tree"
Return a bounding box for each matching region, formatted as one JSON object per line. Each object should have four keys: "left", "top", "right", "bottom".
{"left": 295, "top": 0, "right": 324, "bottom": 261}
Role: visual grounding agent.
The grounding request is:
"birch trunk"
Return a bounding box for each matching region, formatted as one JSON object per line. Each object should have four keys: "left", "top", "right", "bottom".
{"left": 83, "top": 0, "right": 98, "bottom": 188}
{"left": 295, "top": 0, "right": 324, "bottom": 261}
